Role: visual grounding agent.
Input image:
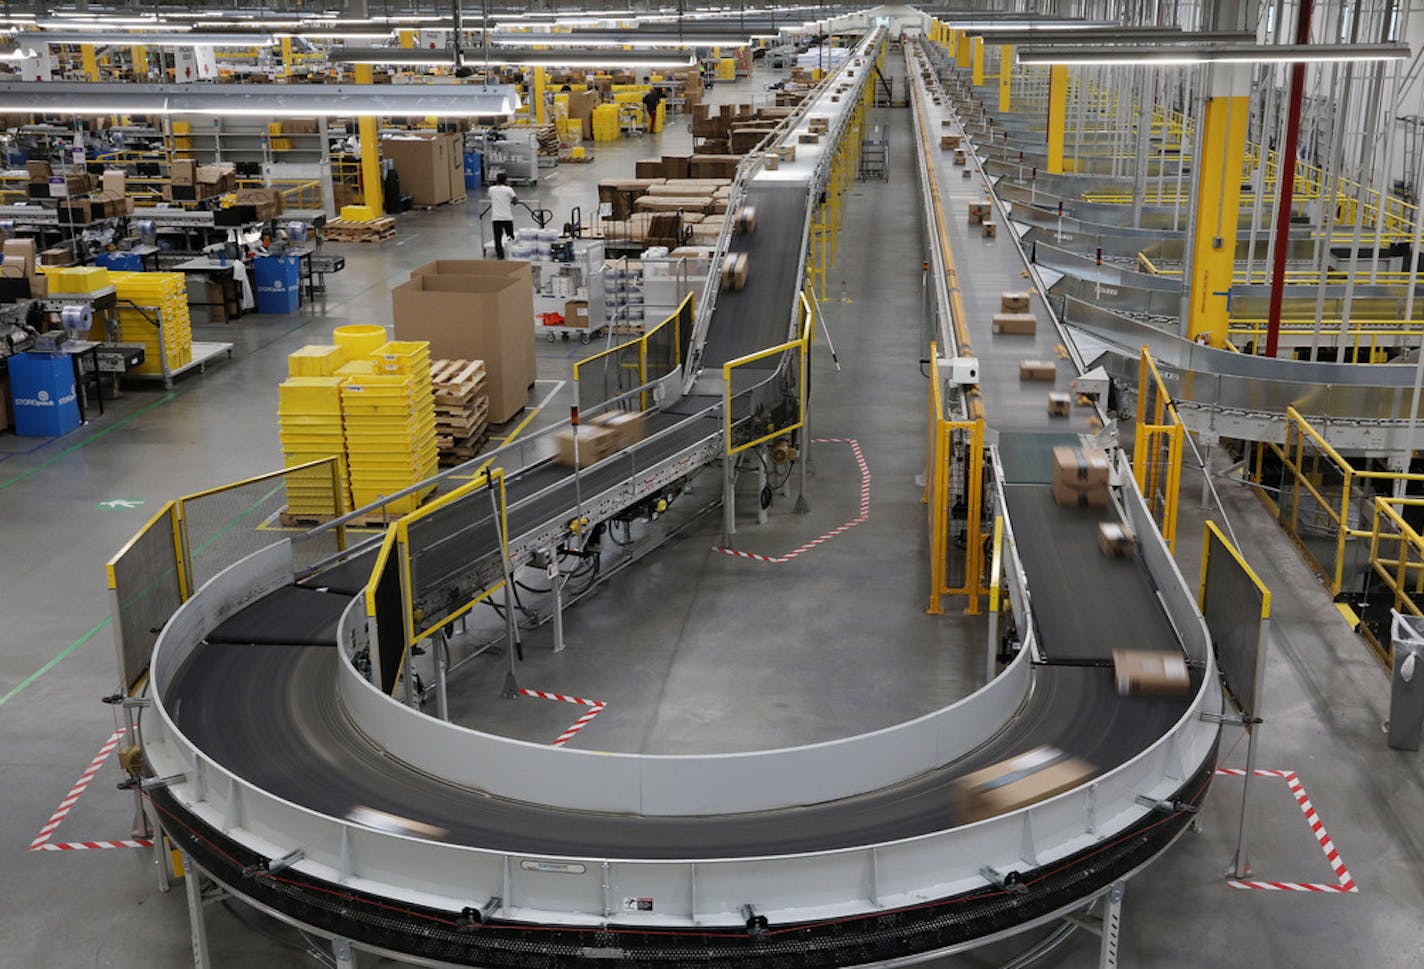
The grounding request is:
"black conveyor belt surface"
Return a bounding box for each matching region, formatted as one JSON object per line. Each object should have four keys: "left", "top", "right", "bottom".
{"left": 206, "top": 586, "right": 348, "bottom": 646}
{"left": 165, "top": 640, "right": 1190, "bottom": 859}
{"left": 701, "top": 182, "right": 809, "bottom": 367}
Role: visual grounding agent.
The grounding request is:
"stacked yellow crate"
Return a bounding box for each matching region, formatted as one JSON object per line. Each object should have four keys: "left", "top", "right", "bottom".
{"left": 340, "top": 368, "right": 438, "bottom": 515}
{"left": 42, "top": 266, "right": 111, "bottom": 294}
{"left": 277, "top": 376, "right": 349, "bottom": 516}
{"left": 287, "top": 344, "right": 346, "bottom": 377}
{"left": 592, "top": 103, "right": 621, "bottom": 141}
{"left": 108, "top": 271, "right": 193, "bottom": 374}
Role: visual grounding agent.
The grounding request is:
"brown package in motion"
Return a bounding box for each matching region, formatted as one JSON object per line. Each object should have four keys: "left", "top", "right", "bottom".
{"left": 1019, "top": 360, "right": 1057, "bottom": 381}
{"left": 555, "top": 424, "right": 621, "bottom": 469}
{"left": 992, "top": 312, "right": 1036, "bottom": 335}
{"left": 1112, "top": 649, "right": 1190, "bottom": 697}
{"left": 1047, "top": 392, "right": 1072, "bottom": 417}
{"left": 720, "top": 252, "right": 749, "bottom": 291}
{"left": 588, "top": 410, "right": 647, "bottom": 449}
{"left": 951, "top": 747, "right": 1096, "bottom": 823}
{"left": 1098, "top": 522, "right": 1135, "bottom": 558}
{"left": 1001, "top": 291, "right": 1030, "bottom": 312}
{"left": 1052, "top": 446, "right": 1111, "bottom": 487}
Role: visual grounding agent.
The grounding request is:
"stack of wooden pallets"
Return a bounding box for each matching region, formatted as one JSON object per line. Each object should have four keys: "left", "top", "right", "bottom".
{"left": 430, "top": 359, "right": 490, "bottom": 465}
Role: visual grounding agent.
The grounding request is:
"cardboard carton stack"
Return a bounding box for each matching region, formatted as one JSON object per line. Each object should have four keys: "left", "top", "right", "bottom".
{"left": 430, "top": 359, "right": 490, "bottom": 464}
{"left": 1051, "top": 445, "right": 1111, "bottom": 509}
{"left": 0, "top": 238, "right": 46, "bottom": 298}
{"left": 167, "top": 160, "right": 236, "bottom": 202}
{"left": 392, "top": 260, "right": 536, "bottom": 425}
{"left": 108, "top": 271, "right": 193, "bottom": 374}
{"left": 381, "top": 131, "right": 465, "bottom": 208}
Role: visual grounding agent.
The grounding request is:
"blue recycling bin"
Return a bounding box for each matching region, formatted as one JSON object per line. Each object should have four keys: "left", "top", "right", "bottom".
{"left": 464, "top": 152, "right": 483, "bottom": 190}
{"left": 253, "top": 255, "right": 300, "bottom": 315}
{"left": 8, "top": 352, "right": 81, "bottom": 437}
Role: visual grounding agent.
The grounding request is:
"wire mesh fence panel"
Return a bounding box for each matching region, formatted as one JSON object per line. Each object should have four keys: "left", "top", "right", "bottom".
{"left": 181, "top": 477, "right": 293, "bottom": 590}
{"left": 726, "top": 350, "right": 803, "bottom": 455}
{"left": 108, "top": 502, "right": 184, "bottom": 694}
{"left": 575, "top": 341, "right": 642, "bottom": 413}
{"left": 943, "top": 424, "right": 975, "bottom": 593}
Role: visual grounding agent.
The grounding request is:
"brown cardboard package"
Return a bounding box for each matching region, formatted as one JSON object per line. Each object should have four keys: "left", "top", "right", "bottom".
{"left": 992, "top": 312, "right": 1036, "bottom": 335}
{"left": 952, "top": 148, "right": 967, "bottom": 165}
{"left": 0, "top": 256, "right": 26, "bottom": 278}
{"left": 566, "top": 90, "right": 600, "bottom": 139}
{"left": 3, "top": 238, "right": 36, "bottom": 276}
{"left": 171, "top": 159, "right": 197, "bottom": 185}
{"left": 408, "top": 259, "right": 537, "bottom": 397}
{"left": 1098, "top": 522, "right": 1135, "bottom": 558}
{"left": 1112, "top": 649, "right": 1190, "bottom": 697}
{"left": 661, "top": 154, "right": 692, "bottom": 179}
{"left": 587, "top": 410, "right": 646, "bottom": 448}
{"left": 1052, "top": 446, "right": 1110, "bottom": 488}
{"left": 382, "top": 132, "right": 462, "bottom": 207}
{"left": 635, "top": 159, "right": 664, "bottom": 178}
{"left": 940, "top": 133, "right": 960, "bottom": 149}
{"left": 555, "top": 424, "right": 621, "bottom": 468}
{"left": 101, "top": 169, "right": 126, "bottom": 196}
{"left": 952, "top": 748, "right": 1095, "bottom": 823}
{"left": 392, "top": 273, "right": 535, "bottom": 424}
{"left": 564, "top": 299, "right": 590, "bottom": 329}
{"left": 720, "top": 252, "right": 749, "bottom": 291}
{"left": 1019, "top": 360, "right": 1056, "bottom": 381}
{"left": 1001, "top": 291, "right": 1030, "bottom": 312}
{"left": 25, "top": 160, "right": 51, "bottom": 182}
{"left": 981, "top": 221, "right": 997, "bottom": 238}
{"left": 1048, "top": 392, "right": 1071, "bottom": 417}
{"left": 735, "top": 206, "right": 757, "bottom": 234}
{"left": 234, "top": 188, "right": 285, "bottom": 221}
{"left": 968, "top": 202, "right": 986, "bottom": 225}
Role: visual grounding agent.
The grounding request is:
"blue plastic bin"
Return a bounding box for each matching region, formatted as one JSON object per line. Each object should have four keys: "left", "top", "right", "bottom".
{"left": 8, "top": 352, "right": 81, "bottom": 437}
{"left": 253, "top": 255, "right": 301, "bottom": 314}
{"left": 94, "top": 251, "right": 143, "bottom": 271}
{"left": 464, "top": 152, "right": 483, "bottom": 190}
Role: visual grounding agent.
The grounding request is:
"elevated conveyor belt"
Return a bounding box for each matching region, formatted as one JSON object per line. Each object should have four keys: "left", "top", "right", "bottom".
{"left": 135, "top": 28, "right": 1222, "bottom": 968}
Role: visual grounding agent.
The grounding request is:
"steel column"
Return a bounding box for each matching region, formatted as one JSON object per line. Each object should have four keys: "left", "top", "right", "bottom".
{"left": 1264, "top": 0, "right": 1314, "bottom": 358}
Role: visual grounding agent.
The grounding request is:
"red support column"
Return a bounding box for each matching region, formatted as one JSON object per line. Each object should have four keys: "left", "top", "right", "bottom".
{"left": 1265, "top": 0, "right": 1314, "bottom": 359}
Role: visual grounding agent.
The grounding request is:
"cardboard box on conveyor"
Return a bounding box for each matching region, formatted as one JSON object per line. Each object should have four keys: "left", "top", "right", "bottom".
{"left": 1051, "top": 445, "right": 1111, "bottom": 509}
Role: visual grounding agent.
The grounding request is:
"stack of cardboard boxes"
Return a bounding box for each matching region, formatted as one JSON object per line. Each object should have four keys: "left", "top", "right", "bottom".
{"left": 391, "top": 260, "right": 536, "bottom": 426}
{"left": 381, "top": 131, "right": 465, "bottom": 208}
{"left": 1051, "top": 446, "right": 1111, "bottom": 509}
{"left": 168, "top": 160, "right": 237, "bottom": 202}
{"left": 25, "top": 161, "right": 92, "bottom": 200}
{"left": 0, "top": 238, "right": 46, "bottom": 298}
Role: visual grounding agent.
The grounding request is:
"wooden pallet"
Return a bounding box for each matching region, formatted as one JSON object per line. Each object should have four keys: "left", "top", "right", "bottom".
{"left": 436, "top": 396, "right": 490, "bottom": 437}
{"left": 437, "top": 426, "right": 490, "bottom": 465}
{"left": 323, "top": 216, "right": 397, "bottom": 243}
{"left": 430, "top": 359, "right": 488, "bottom": 405}
{"left": 279, "top": 508, "right": 406, "bottom": 528}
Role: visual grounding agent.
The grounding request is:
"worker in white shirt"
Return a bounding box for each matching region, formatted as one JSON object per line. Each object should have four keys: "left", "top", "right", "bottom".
{"left": 488, "top": 173, "right": 518, "bottom": 259}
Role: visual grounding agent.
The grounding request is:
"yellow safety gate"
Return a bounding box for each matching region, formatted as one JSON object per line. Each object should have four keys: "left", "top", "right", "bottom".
{"left": 572, "top": 294, "right": 693, "bottom": 412}
{"left": 722, "top": 289, "right": 815, "bottom": 456}
{"left": 925, "top": 341, "right": 986, "bottom": 616}
{"left": 1134, "top": 347, "right": 1184, "bottom": 550}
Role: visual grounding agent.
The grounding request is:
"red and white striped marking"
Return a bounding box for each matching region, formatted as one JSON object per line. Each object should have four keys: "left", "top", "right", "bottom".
{"left": 519, "top": 688, "right": 608, "bottom": 748}
{"left": 714, "top": 438, "right": 871, "bottom": 564}
{"left": 1215, "top": 768, "right": 1358, "bottom": 894}
{"left": 29, "top": 730, "right": 152, "bottom": 853}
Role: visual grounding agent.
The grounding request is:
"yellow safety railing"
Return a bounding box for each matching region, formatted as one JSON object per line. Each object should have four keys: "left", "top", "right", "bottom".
{"left": 235, "top": 177, "right": 324, "bottom": 210}
{"left": 106, "top": 500, "right": 188, "bottom": 695}
{"left": 1134, "top": 347, "right": 1184, "bottom": 550}
{"left": 805, "top": 47, "right": 875, "bottom": 299}
{"left": 721, "top": 289, "right": 814, "bottom": 456}
{"left": 925, "top": 340, "right": 986, "bottom": 615}
{"left": 1368, "top": 498, "right": 1424, "bottom": 620}
{"left": 572, "top": 293, "right": 692, "bottom": 412}
{"left": 1200, "top": 520, "right": 1272, "bottom": 620}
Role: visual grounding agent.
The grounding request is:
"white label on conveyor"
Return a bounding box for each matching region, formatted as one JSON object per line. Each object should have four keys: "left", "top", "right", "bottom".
{"left": 520, "top": 860, "right": 587, "bottom": 875}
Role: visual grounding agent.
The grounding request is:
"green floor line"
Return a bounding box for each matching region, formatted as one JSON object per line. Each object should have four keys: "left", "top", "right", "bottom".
{"left": 0, "top": 391, "right": 179, "bottom": 492}
{"left": 0, "top": 617, "right": 111, "bottom": 707}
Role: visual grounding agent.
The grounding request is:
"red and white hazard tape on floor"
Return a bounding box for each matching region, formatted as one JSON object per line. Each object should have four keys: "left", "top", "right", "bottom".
{"left": 1215, "top": 768, "right": 1357, "bottom": 894}
{"left": 714, "top": 438, "right": 871, "bottom": 564}
{"left": 29, "top": 729, "right": 153, "bottom": 853}
{"left": 519, "top": 688, "right": 607, "bottom": 748}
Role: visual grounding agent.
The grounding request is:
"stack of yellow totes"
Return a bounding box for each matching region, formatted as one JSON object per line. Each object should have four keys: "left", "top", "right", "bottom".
{"left": 340, "top": 347, "right": 438, "bottom": 515}
{"left": 276, "top": 375, "right": 349, "bottom": 517}
{"left": 592, "top": 103, "right": 621, "bottom": 142}
{"left": 108, "top": 271, "right": 193, "bottom": 374}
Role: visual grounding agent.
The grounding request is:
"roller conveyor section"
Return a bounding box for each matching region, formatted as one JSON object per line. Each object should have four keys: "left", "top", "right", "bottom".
{"left": 701, "top": 182, "right": 810, "bottom": 367}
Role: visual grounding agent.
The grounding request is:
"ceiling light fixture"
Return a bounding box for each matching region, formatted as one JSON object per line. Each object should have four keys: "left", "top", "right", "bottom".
{"left": 1016, "top": 42, "right": 1410, "bottom": 65}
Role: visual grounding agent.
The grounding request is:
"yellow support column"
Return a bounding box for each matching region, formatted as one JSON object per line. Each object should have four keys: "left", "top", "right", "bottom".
{"left": 948, "top": 27, "right": 958, "bottom": 54}
{"left": 81, "top": 44, "right": 99, "bottom": 81}
{"left": 355, "top": 64, "right": 384, "bottom": 217}
{"left": 1187, "top": 66, "right": 1250, "bottom": 346}
{"left": 1047, "top": 65, "right": 1069, "bottom": 174}
{"left": 131, "top": 46, "right": 146, "bottom": 77}
{"left": 533, "top": 66, "right": 547, "bottom": 125}
{"left": 400, "top": 30, "right": 415, "bottom": 49}
{"left": 280, "top": 37, "right": 294, "bottom": 77}
{"left": 971, "top": 36, "right": 984, "bottom": 86}
{"left": 957, "top": 33, "right": 971, "bottom": 68}
{"left": 998, "top": 45, "right": 1012, "bottom": 112}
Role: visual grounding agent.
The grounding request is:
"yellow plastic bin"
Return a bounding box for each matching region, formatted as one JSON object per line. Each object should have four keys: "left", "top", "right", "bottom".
{"left": 332, "top": 325, "right": 388, "bottom": 359}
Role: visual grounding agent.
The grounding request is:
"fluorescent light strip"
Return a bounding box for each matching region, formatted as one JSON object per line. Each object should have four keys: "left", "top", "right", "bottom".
{"left": 1016, "top": 42, "right": 1410, "bottom": 65}
{"left": 18, "top": 31, "right": 273, "bottom": 47}
{"left": 460, "top": 48, "right": 697, "bottom": 69}
{"left": 0, "top": 81, "right": 519, "bottom": 117}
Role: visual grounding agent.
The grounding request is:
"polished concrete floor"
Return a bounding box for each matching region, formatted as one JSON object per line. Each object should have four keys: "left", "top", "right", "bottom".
{"left": 0, "top": 62, "right": 1420, "bottom": 969}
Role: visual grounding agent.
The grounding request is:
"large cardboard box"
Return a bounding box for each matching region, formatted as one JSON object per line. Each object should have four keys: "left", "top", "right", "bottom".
{"left": 1001, "top": 291, "right": 1031, "bottom": 312}
{"left": 587, "top": 410, "right": 646, "bottom": 448}
{"left": 171, "top": 158, "right": 197, "bottom": 185}
{"left": 392, "top": 272, "right": 534, "bottom": 424}
{"left": 1112, "top": 649, "right": 1190, "bottom": 697}
{"left": 1051, "top": 445, "right": 1111, "bottom": 509}
{"left": 1098, "top": 522, "right": 1135, "bottom": 558}
{"left": 3, "top": 238, "right": 36, "bottom": 277}
{"left": 1019, "top": 360, "right": 1056, "bottom": 381}
{"left": 408, "top": 259, "right": 537, "bottom": 383}
{"left": 564, "top": 299, "right": 590, "bottom": 329}
{"left": 566, "top": 90, "right": 600, "bottom": 140}
{"left": 382, "top": 132, "right": 462, "bottom": 207}
{"left": 992, "top": 312, "right": 1036, "bottom": 335}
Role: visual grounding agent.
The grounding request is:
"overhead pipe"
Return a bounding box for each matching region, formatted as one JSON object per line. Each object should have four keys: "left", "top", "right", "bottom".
{"left": 1264, "top": 0, "right": 1313, "bottom": 359}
